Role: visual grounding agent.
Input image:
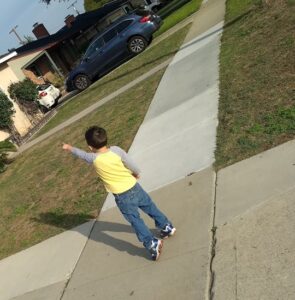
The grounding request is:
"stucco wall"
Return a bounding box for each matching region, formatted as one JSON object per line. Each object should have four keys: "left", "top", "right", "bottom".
{"left": 11, "top": 101, "right": 32, "bottom": 135}
{"left": 8, "top": 51, "right": 43, "bottom": 81}
{"left": 0, "top": 63, "right": 19, "bottom": 94}
{"left": 0, "top": 63, "right": 31, "bottom": 136}
{"left": 0, "top": 130, "right": 10, "bottom": 142}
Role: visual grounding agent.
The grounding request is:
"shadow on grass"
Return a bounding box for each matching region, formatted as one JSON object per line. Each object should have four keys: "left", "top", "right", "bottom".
{"left": 31, "top": 212, "right": 95, "bottom": 229}
{"left": 32, "top": 212, "right": 155, "bottom": 260}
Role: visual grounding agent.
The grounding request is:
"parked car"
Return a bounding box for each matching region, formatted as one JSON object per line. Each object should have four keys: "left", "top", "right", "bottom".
{"left": 65, "top": 10, "right": 162, "bottom": 91}
{"left": 37, "top": 84, "right": 60, "bottom": 111}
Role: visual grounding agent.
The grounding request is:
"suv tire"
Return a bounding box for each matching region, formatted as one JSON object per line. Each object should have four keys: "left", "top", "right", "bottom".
{"left": 128, "top": 36, "right": 147, "bottom": 54}
{"left": 74, "top": 74, "right": 91, "bottom": 91}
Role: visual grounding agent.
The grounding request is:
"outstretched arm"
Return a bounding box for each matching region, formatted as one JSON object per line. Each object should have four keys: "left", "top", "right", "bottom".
{"left": 62, "top": 143, "right": 73, "bottom": 151}
{"left": 62, "top": 143, "right": 96, "bottom": 164}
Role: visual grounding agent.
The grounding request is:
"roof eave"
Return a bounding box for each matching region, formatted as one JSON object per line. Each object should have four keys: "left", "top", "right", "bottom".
{"left": 0, "top": 51, "right": 17, "bottom": 65}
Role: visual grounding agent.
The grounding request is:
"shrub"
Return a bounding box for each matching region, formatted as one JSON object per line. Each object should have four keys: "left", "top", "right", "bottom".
{"left": 0, "top": 91, "right": 14, "bottom": 130}
{"left": 8, "top": 78, "right": 38, "bottom": 104}
{"left": 0, "top": 140, "right": 17, "bottom": 173}
{"left": 50, "top": 74, "right": 65, "bottom": 88}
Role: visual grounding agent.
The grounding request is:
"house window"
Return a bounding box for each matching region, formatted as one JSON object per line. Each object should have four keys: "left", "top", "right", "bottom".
{"left": 122, "top": 4, "right": 132, "bottom": 14}
{"left": 27, "top": 65, "right": 42, "bottom": 77}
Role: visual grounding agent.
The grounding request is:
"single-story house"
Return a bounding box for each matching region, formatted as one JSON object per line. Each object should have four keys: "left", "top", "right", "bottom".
{"left": 15, "top": 0, "right": 133, "bottom": 84}
{"left": 0, "top": 52, "right": 32, "bottom": 141}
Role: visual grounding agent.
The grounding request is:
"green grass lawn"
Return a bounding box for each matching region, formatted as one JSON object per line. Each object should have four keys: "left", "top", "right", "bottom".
{"left": 215, "top": 0, "right": 295, "bottom": 169}
{"left": 225, "top": 0, "right": 259, "bottom": 19}
{"left": 0, "top": 21, "right": 190, "bottom": 259}
{"left": 0, "top": 70, "right": 166, "bottom": 260}
{"left": 155, "top": 0, "right": 202, "bottom": 37}
{"left": 36, "top": 25, "right": 190, "bottom": 136}
{"left": 0, "top": 140, "right": 17, "bottom": 173}
{"left": 0, "top": 1, "right": 196, "bottom": 259}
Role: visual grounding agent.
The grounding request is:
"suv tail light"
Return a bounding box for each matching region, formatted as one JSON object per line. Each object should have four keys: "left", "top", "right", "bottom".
{"left": 39, "top": 91, "right": 47, "bottom": 98}
{"left": 139, "top": 16, "right": 151, "bottom": 23}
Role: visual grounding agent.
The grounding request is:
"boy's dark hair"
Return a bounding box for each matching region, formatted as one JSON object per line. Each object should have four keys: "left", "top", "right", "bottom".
{"left": 85, "top": 126, "right": 107, "bottom": 149}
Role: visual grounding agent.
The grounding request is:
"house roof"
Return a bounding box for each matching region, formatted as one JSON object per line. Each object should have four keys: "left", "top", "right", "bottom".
{"left": 0, "top": 53, "right": 8, "bottom": 59}
{"left": 0, "top": 52, "right": 17, "bottom": 64}
{"left": 15, "top": 0, "right": 129, "bottom": 56}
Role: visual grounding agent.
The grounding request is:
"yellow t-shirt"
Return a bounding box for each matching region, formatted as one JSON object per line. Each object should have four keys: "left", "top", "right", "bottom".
{"left": 71, "top": 146, "right": 140, "bottom": 194}
{"left": 93, "top": 150, "right": 137, "bottom": 194}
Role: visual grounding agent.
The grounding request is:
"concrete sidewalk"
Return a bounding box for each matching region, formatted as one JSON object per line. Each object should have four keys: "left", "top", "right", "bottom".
{"left": 212, "top": 140, "right": 295, "bottom": 299}
{"left": 103, "top": 0, "right": 225, "bottom": 210}
{"left": 60, "top": 0, "right": 225, "bottom": 299}
{"left": 62, "top": 169, "right": 215, "bottom": 300}
{"left": 0, "top": 0, "right": 225, "bottom": 299}
{"left": 1, "top": 0, "right": 294, "bottom": 298}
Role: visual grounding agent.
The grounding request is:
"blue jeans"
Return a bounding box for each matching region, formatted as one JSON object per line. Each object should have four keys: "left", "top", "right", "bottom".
{"left": 114, "top": 183, "right": 170, "bottom": 249}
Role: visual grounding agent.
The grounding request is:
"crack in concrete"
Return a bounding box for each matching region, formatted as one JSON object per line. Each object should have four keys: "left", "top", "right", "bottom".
{"left": 234, "top": 241, "right": 238, "bottom": 299}
{"left": 59, "top": 277, "right": 71, "bottom": 300}
{"left": 206, "top": 171, "right": 218, "bottom": 300}
{"left": 59, "top": 220, "right": 97, "bottom": 300}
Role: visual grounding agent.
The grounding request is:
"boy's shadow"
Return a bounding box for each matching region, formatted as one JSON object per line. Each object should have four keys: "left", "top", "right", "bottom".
{"left": 31, "top": 213, "right": 157, "bottom": 260}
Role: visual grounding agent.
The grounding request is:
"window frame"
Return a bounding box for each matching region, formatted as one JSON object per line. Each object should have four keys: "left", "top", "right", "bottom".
{"left": 115, "top": 19, "right": 133, "bottom": 34}
{"left": 102, "top": 27, "right": 118, "bottom": 44}
{"left": 84, "top": 37, "right": 104, "bottom": 58}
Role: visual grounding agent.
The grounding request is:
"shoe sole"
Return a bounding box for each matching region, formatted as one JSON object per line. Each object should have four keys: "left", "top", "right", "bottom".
{"left": 162, "top": 227, "right": 176, "bottom": 239}
{"left": 154, "top": 240, "right": 163, "bottom": 261}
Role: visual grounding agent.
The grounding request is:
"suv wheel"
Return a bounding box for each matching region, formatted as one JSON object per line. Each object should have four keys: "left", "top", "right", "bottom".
{"left": 74, "top": 74, "right": 91, "bottom": 91}
{"left": 128, "top": 36, "right": 147, "bottom": 54}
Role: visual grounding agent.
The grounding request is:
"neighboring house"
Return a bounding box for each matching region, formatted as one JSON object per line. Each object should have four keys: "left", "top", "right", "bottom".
{"left": 0, "top": 53, "right": 32, "bottom": 141}
{"left": 14, "top": 0, "right": 133, "bottom": 83}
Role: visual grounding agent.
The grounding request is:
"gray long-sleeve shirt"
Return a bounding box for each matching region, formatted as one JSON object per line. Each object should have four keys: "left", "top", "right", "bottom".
{"left": 71, "top": 145, "right": 140, "bottom": 193}
{"left": 71, "top": 146, "right": 140, "bottom": 176}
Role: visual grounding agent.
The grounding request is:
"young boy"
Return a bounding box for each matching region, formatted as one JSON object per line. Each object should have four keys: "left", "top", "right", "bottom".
{"left": 62, "top": 126, "right": 175, "bottom": 260}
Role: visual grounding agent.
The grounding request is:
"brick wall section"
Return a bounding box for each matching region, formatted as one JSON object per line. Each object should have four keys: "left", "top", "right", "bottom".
{"left": 23, "top": 55, "right": 56, "bottom": 84}
{"left": 23, "top": 69, "right": 45, "bottom": 85}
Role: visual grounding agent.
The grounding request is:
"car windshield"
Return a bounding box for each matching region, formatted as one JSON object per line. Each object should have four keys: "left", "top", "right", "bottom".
{"left": 84, "top": 37, "right": 104, "bottom": 58}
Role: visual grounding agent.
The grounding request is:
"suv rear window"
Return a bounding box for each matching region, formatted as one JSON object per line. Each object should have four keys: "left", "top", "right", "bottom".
{"left": 103, "top": 28, "right": 118, "bottom": 43}
{"left": 116, "top": 20, "right": 133, "bottom": 33}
